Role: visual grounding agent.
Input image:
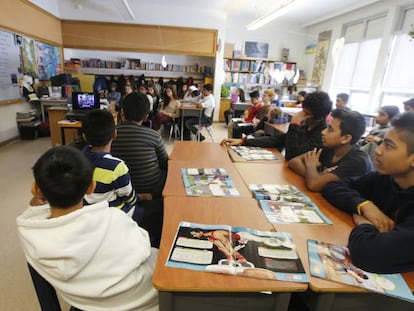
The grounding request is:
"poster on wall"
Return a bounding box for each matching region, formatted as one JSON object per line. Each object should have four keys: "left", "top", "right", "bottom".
{"left": 22, "top": 37, "right": 38, "bottom": 78}
{"left": 311, "top": 30, "right": 332, "bottom": 86}
{"left": 0, "top": 29, "right": 21, "bottom": 101}
{"left": 35, "top": 42, "right": 62, "bottom": 80}
{"left": 244, "top": 41, "right": 269, "bottom": 59}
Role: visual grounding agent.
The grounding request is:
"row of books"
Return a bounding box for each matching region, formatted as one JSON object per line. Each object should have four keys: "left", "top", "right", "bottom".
{"left": 225, "top": 72, "right": 277, "bottom": 85}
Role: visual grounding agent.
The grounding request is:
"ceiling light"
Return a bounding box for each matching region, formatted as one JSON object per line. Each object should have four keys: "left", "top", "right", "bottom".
{"left": 247, "top": 0, "right": 298, "bottom": 31}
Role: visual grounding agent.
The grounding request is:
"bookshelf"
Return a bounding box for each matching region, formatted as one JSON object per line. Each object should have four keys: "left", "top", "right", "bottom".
{"left": 223, "top": 58, "right": 296, "bottom": 87}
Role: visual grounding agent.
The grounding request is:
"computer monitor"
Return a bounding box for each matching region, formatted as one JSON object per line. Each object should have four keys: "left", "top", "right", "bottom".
{"left": 71, "top": 92, "right": 100, "bottom": 111}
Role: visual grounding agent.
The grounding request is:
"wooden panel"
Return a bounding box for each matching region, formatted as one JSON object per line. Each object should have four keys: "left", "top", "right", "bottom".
{"left": 0, "top": 0, "right": 62, "bottom": 45}
{"left": 219, "top": 98, "right": 231, "bottom": 122}
{"left": 61, "top": 20, "right": 217, "bottom": 57}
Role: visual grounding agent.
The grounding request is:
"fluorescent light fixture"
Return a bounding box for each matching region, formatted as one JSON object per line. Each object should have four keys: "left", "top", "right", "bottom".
{"left": 121, "top": 0, "right": 135, "bottom": 21}
{"left": 247, "top": 0, "right": 298, "bottom": 31}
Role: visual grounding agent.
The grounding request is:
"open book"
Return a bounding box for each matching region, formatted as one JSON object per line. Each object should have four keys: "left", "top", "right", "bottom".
{"left": 230, "top": 146, "right": 281, "bottom": 161}
{"left": 181, "top": 168, "right": 240, "bottom": 197}
{"left": 166, "top": 221, "right": 308, "bottom": 282}
{"left": 249, "top": 184, "right": 332, "bottom": 224}
{"left": 308, "top": 240, "right": 414, "bottom": 303}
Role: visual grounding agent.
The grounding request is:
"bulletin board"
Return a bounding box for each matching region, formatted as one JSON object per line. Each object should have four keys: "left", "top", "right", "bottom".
{"left": 0, "top": 28, "right": 62, "bottom": 104}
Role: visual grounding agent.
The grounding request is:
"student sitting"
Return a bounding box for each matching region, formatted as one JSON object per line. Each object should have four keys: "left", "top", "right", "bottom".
{"left": 16, "top": 146, "right": 159, "bottom": 311}
{"left": 81, "top": 109, "right": 151, "bottom": 217}
{"left": 288, "top": 109, "right": 373, "bottom": 191}
{"left": 252, "top": 106, "right": 284, "bottom": 137}
{"left": 360, "top": 105, "right": 400, "bottom": 167}
{"left": 322, "top": 112, "right": 414, "bottom": 273}
{"left": 221, "top": 91, "right": 333, "bottom": 160}
{"left": 403, "top": 98, "right": 414, "bottom": 112}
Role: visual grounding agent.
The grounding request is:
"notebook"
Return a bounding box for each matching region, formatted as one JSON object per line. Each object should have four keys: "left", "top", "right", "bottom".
{"left": 66, "top": 92, "right": 100, "bottom": 120}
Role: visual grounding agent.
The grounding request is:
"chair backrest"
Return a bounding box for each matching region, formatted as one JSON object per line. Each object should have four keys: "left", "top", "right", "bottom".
{"left": 204, "top": 108, "right": 214, "bottom": 126}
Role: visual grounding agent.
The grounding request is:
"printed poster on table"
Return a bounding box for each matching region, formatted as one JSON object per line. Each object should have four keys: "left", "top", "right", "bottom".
{"left": 249, "top": 184, "right": 332, "bottom": 224}
{"left": 230, "top": 146, "right": 282, "bottom": 161}
{"left": 166, "top": 221, "right": 308, "bottom": 282}
{"left": 308, "top": 240, "right": 414, "bottom": 303}
{"left": 181, "top": 168, "right": 240, "bottom": 197}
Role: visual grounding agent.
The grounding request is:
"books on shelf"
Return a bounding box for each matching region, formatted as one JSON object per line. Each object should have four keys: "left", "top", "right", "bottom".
{"left": 308, "top": 240, "right": 414, "bottom": 303}
{"left": 166, "top": 221, "right": 308, "bottom": 282}
{"left": 230, "top": 146, "right": 281, "bottom": 161}
{"left": 249, "top": 184, "right": 332, "bottom": 224}
{"left": 181, "top": 168, "right": 240, "bottom": 197}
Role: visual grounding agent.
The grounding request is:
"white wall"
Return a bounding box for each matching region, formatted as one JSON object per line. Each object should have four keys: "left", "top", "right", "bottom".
{"left": 0, "top": 102, "right": 32, "bottom": 144}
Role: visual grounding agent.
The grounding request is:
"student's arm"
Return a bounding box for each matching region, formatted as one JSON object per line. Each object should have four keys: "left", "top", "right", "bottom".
{"left": 287, "top": 153, "right": 306, "bottom": 176}
{"left": 284, "top": 123, "right": 323, "bottom": 160}
{"left": 113, "top": 162, "right": 138, "bottom": 207}
{"left": 348, "top": 219, "right": 414, "bottom": 273}
{"left": 155, "top": 137, "right": 169, "bottom": 170}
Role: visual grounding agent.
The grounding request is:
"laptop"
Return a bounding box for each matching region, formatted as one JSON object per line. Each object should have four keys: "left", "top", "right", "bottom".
{"left": 66, "top": 92, "right": 100, "bottom": 120}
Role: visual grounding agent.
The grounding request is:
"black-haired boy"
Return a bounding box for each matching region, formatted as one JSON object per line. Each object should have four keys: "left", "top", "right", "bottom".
{"left": 322, "top": 112, "right": 414, "bottom": 273}
{"left": 288, "top": 109, "right": 373, "bottom": 191}
{"left": 17, "top": 146, "right": 158, "bottom": 310}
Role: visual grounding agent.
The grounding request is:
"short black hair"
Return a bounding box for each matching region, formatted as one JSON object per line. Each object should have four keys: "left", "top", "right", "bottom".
{"left": 380, "top": 105, "right": 400, "bottom": 120}
{"left": 403, "top": 98, "right": 414, "bottom": 109}
{"left": 298, "top": 91, "right": 307, "bottom": 97}
{"left": 391, "top": 112, "right": 414, "bottom": 155}
{"left": 302, "top": 91, "right": 332, "bottom": 120}
{"left": 336, "top": 93, "right": 349, "bottom": 103}
{"left": 33, "top": 146, "right": 93, "bottom": 208}
{"left": 203, "top": 84, "right": 213, "bottom": 92}
{"left": 82, "top": 109, "right": 115, "bottom": 147}
{"left": 249, "top": 90, "right": 260, "bottom": 98}
{"left": 331, "top": 109, "right": 366, "bottom": 145}
{"left": 121, "top": 92, "right": 150, "bottom": 121}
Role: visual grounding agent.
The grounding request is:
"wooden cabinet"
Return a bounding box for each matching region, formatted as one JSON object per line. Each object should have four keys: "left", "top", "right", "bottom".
{"left": 48, "top": 107, "right": 78, "bottom": 146}
{"left": 223, "top": 58, "right": 296, "bottom": 87}
{"left": 218, "top": 98, "right": 232, "bottom": 122}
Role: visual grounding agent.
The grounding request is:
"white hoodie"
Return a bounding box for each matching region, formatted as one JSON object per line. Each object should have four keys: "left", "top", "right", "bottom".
{"left": 16, "top": 200, "right": 159, "bottom": 311}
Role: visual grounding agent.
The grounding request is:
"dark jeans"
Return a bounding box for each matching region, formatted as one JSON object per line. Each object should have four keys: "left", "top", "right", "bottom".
{"left": 185, "top": 116, "right": 212, "bottom": 136}
{"left": 133, "top": 198, "right": 164, "bottom": 248}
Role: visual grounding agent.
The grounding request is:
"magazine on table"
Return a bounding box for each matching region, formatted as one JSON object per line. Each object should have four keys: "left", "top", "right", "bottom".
{"left": 166, "top": 221, "right": 308, "bottom": 282}
{"left": 307, "top": 239, "right": 414, "bottom": 303}
{"left": 181, "top": 168, "right": 240, "bottom": 197}
{"left": 249, "top": 184, "right": 332, "bottom": 224}
{"left": 230, "top": 146, "right": 281, "bottom": 161}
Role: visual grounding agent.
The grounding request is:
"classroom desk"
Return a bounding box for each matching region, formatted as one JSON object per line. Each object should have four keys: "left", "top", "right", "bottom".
{"left": 162, "top": 160, "right": 252, "bottom": 198}
{"left": 57, "top": 120, "right": 81, "bottom": 145}
{"left": 231, "top": 102, "right": 251, "bottom": 114}
{"left": 153, "top": 197, "right": 308, "bottom": 311}
{"left": 169, "top": 141, "right": 230, "bottom": 161}
{"left": 40, "top": 98, "right": 67, "bottom": 121}
{"left": 179, "top": 105, "right": 203, "bottom": 141}
{"left": 226, "top": 145, "right": 284, "bottom": 163}
{"left": 234, "top": 162, "right": 414, "bottom": 310}
{"left": 264, "top": 121, "right": 289, "bottom": 136}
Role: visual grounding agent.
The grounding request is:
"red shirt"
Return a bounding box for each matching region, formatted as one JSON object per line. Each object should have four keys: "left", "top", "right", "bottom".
{"left": 245, "top": 102, "right": 264, "bottom": 123}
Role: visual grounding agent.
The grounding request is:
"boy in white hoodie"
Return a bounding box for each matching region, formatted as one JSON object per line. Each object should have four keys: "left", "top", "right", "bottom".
{"left": 16, "top": 146, "right": 159, "bottom": 311}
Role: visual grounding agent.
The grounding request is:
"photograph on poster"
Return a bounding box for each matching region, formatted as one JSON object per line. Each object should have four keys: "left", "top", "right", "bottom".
{"left": 244, "top": 41, "right": 269, "bottom": 59}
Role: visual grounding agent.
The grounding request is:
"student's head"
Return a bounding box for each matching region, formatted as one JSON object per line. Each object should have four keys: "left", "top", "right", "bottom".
{"left": 336, "top": 93, "right": 349, "bottom": 109}
{"left": 297, "top": 91, "right": 307, "bottom": 103}
{"left": 82, "top": 109, "right": 115, "bottom": 147}
{"left": 138, "top": 85, "right": 147, "bottom": 94}
{"left": 249, "top": 90, "right": 260, "bottom": 104}
{"left": 322, "top": 109, "right": 366, "bottom": 147}
{"left": 375, "top": 105, "right": 400, "bottom": 126}
{"left": 121, "top": 93, "right": 150, "bottom": 122}
{"left": 302, "top": 91, "right": 332, "bottom": 120}
{"left": 269, "top": 107, "right": 283, "bottom": 119}
{"left": 110, "top": 82, "right": 117, "bottom": 92}
{"left": 375, "top": 112, "right": 414, "bottom": 178}
{"left": 262, "top": 89, "right": 276, "bottom": 103}
{"left": 237, "top": 88, "right": 246, "bottom": 102}
{"left": 32, "top": 146, "right": 93, "bottom": 208}
{"left": 201, "top": 84, "right": 213, "bottom": 97}
{"left": 125, "top": 84, "right": 133, "bottom": 95}
{"left": 403, "top": 98, "right": 414, "bottom": 112}
{"left": 165, "top": 86, "right": 178, "bottom": 99}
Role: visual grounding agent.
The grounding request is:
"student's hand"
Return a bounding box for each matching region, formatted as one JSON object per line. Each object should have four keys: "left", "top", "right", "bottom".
{"left": 220, "top": 138, "right": 243, "bottom": 146}
{"left": 290, "top": 110, "right": 312, "bottom": 125}
{"left": 321, "top": 165, "right": 338, "bottom": 175}
{"left": 139, "top": 193, "right": 152, "bottom": 201}
{"left": 303, "top": 148, "right": 322, "bottom": 170}
{"left": 365, "top": 135, "right": 382, "bottom": 143}
{"left": 359, "top": 203, "right": 395, "bottom": 232}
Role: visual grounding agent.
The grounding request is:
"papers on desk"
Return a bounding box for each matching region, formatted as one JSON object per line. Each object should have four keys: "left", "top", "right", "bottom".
{"left": 166, "top": 221, "right": 308, "bottom": 282}
{"left": 308, "top": 240, "right": 414, "bottom": 303}
{"left": 249, "top": 184, "right": 332, "bottom": 224}
{"left": 182, "top": 168, "right": 240, "bottom": 197}
{"left": 230, "top": 146, "right": 282, "bottom": 161}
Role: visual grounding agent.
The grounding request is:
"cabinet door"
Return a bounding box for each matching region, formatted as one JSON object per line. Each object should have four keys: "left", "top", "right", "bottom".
{"left": 219, "top": 98, "right": 232, "bottom": 122}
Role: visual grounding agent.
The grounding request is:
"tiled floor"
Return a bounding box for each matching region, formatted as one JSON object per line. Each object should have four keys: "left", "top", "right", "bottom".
{"left": 0, "top": 121, "right": 228, "bottom": 310}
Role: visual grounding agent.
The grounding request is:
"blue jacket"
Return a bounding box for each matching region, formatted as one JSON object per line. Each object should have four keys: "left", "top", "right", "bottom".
{"left": 322, "top": 172, "right": 414, "bottom": 273}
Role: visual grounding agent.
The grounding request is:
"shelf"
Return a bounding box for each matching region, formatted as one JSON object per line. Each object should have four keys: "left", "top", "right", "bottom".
{"left": 79, "top": 67, "right": 205, "bottom": 78}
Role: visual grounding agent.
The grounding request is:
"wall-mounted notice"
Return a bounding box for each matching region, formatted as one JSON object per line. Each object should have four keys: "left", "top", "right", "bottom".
{"left": 0, "top": 29, "right": 21, "bottom": 101}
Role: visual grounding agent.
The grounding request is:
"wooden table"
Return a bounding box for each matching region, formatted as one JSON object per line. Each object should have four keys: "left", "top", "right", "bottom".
{"left": 169, "top": 141, "right": 230, "bottom": 161}
{"left": 40, "top": 98, "right": 67, "bottom": 121}
{"left": 226, "top": 145, "right": 284, "bottom": 163}
{"left": 163, "top": 160, "right": 252, "bottom": 198}
{"left": 234, "top": 162, "right": 414, "bottom": 310}
{"left": 153, "top": 197, "right": 308, "bottom": 311}
{"left": 179, "top": 105, "right": 203, "bottom": 141}
{"left": 57, "top": 120, "right": 81, "bottom": 145}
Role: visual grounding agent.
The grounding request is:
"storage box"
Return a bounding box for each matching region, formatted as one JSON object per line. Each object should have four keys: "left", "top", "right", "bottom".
{"left": 18, "top": 125, "right": 38, "bottom": 140}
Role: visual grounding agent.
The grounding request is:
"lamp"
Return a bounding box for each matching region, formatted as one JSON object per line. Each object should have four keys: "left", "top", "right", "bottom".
{"left": 121, "top": 0, "right": 135, "bottom": 20}
{"left": 247, "top": 0, "right": 299, "bottom": 31}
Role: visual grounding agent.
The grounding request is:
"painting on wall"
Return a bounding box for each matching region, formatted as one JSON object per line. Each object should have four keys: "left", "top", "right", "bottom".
{"left": 244, "top": 41, "right": 269, "bottom": 59}
{"left": 311, "top": 30, "right": 332, "bottom": 86}
{"left": 35, "top": 42, "right": 62, "bottom": 80}
{"left": 22, "top": 37, "right": 38, "bottom": 78}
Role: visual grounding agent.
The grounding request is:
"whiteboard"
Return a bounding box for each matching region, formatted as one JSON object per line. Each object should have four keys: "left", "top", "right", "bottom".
{"left": 0, "top": 29, "right": 21, "bottom": 101}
